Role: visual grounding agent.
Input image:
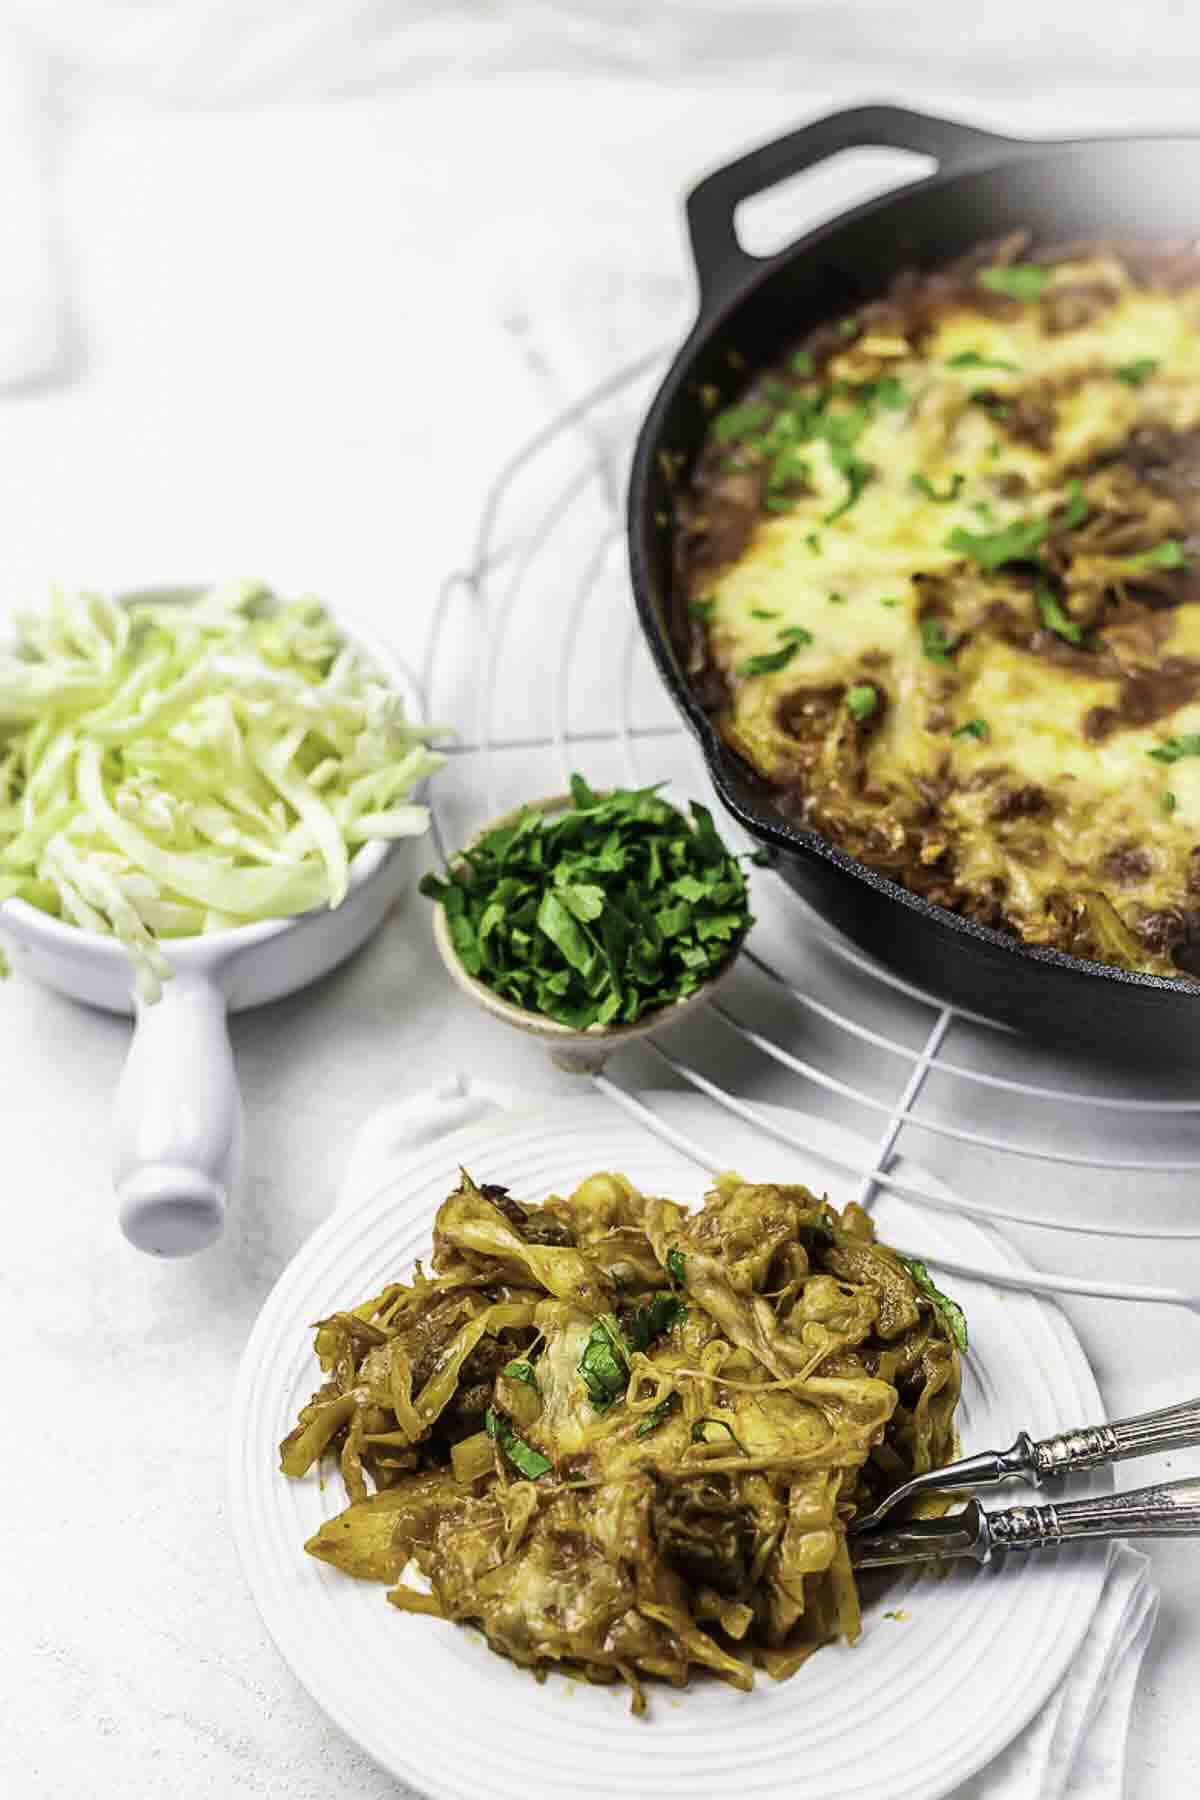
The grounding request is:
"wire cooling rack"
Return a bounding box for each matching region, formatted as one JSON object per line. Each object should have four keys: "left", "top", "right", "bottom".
{"left": 419, "top": 352, "right": 1200, "bottom": 1315}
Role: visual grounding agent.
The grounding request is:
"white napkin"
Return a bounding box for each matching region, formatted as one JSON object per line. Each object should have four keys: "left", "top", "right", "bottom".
{"left": 340, "top": 1074, "right": 1161, "bottom": 1800}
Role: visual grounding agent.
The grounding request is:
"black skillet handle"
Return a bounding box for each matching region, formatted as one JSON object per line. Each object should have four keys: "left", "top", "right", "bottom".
{"left": 687, "top": 103, "right": 1026, "bottom": 316}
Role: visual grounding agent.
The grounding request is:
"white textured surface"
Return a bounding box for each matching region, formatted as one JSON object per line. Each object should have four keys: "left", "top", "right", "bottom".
{"left": 0, "top": 61, "right": 1198, "bottom": 1800}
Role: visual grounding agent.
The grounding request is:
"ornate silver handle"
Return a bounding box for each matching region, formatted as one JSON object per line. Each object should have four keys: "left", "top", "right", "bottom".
{"left": 987, "top": 1477, "right": 1200, "bottom": 1554}
{"left": 1031, "top": 1396, "right": 1200, "bottom": 1478}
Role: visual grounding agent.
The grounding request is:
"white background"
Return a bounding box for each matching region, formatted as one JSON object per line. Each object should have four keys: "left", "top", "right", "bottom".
{"left": 1, "top": 28, "right": 1200, "bottom": 1799}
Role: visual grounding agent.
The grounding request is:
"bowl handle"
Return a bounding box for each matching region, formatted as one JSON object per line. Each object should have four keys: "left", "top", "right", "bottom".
{"left": 686, "top": 103, "right": 1029, "bottom": 315}
{"left": 112, "top": 973, "right": 243, "bottom": 1256}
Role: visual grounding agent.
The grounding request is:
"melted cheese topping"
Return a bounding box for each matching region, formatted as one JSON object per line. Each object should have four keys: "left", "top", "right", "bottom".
{"left": 697, "top": 253, "right": 1200, "bottom": 972}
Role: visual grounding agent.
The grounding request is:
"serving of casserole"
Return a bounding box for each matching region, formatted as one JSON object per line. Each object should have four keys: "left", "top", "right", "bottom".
{"left": 675, "top": 236, "right": 1200, "bottom": 980}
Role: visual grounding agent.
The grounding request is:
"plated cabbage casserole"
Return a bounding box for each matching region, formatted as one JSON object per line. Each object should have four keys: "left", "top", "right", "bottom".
{"left": 280, "top": 1168, "right": 962, "bottom": 1712}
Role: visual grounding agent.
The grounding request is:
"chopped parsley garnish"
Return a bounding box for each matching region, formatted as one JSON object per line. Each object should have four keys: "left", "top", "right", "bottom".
{"left": 1114, "top": 358, "right": 1159, "bottom": 386}
{"left": 764, "top": 495, "right": 796, "bottom": 513}
{"left": 920, "top": 618, "right": 955, "bottom": 664}
{"left": 688, "top": 597, "right": 716, "bottom": 619}
{"left": 691, "top": 1417, "right": 750, "bottom": 1456}
{"left": 805, "top": 532, "right": 822, "bottom": 555}
{"left": 666, "top": 1248, "right": 687, "bottom": 1285}
{"left": 837, "top": 318, "right": 859, "bottom": 339}
{"left": 484, "top": 1407, "right": 553, "bottom": 1479}
{"left": 1164, "top": 791, "right": 1179, "bottom": 815}
{"left": 846, "top": 684, "right": 878, "bottom": 721}
{"left": 828, "top": 592, "right": 847, "bottom": 605}
{"left": 879, "top": 596, "right": 901, "bottom": 608}
{"left": 1059, "top": 479, "right": 1090, "bottom": 530}
{"left": 625, "top": 1293, "right": 687, "bottom": 1352}
{"left": 712, "top": 399, "right": 773, "bottom": 445}
{"left": 946, "top": 514, "right": 1048, "bottom": 570}
{"left": 911, "top": 471, "right": 964, "bottom": 504}
{"left": 823, "top": 441, "right": 870, "bottom": 524}
{"left": 872, "top": 374, "right": 910, "bottom": 410}
{"left": 502, "top": 1359, "right": 539, "bottom": 1389}
{"left": 419, "top": 776, "right": 752, "bottom": 1030}
{"left": 1148, "top": 735, "right": 1200, "bottom": 765}
{"left": 749, "top": 608, "right": 779, "bottom": 619}
{"left": 738, "top": 642, "right": 801, "bottom": 676}
{"left": 945, "top": 349, "right": 1022, "bottom": 372}
{"left": 580, "top": 1297, "right": 683, "bottom": 1413}
{"left": 790, "top": 350, "right": 816, "bottom": 377}
{"left": 636, "top": 1394, "right": 680, "bottom": 1438}
{"left": 977, "top": 263, "right": 1052, "bottom": 302}
{"left": 897, "top": 1257, "right": 968, "bottom": 1351}
{"left": 988, "top": 441, "right": 1003, "bottom": 461}
{"left": 1035, "top": 581, "right": 1085, "bottom": 646}
{"left": 971, "top": 499, "right": 995, "bottom": 523}
{"left": 778, "top": 625, "right": 814, "bottom": 645}
{"left": 577, "top": 1321, "right": 628, "bottom": 1412}
{"left": 952, "top": 718, "right": 988, "bottom": 740}
{"left": 1122, "top": 539, "right": 1187, "bottom": 573}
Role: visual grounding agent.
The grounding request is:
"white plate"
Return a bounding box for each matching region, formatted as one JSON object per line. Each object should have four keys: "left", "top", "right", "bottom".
{"left": 228, "top": 1092, "right": 1109, "bottom": 1800}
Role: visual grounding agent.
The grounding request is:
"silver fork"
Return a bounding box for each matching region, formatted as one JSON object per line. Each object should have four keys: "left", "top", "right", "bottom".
{"left": 851, "top": 1395, "right": 1200, "bottom": 1535}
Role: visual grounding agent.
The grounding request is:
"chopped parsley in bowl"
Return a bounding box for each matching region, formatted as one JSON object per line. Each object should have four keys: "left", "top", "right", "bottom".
{"left": 421, "top": 774, "right": 755, "bottom": 1040}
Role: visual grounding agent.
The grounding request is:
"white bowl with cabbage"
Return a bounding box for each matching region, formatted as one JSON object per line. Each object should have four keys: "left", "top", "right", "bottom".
{"left": 0, "top": 581, "right": 443, "bottom": 1258}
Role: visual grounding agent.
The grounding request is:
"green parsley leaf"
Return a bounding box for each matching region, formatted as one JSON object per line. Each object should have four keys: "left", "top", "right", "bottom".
{"left": 823, "top": 442, "right": 870, "bottom": 523}
{"left": 484, "top": 1407, "right": 553, "bottom": 1479}
{"left": 1114, "top": 358, "right": 1159, "bottom": 386}
{"left": 1059, "top": 479, "right": 1090, "bottom": 530}
{"left": 712, "top": 400, "right": 773, "bottom": 445}
{"left": 691, "top": 1417, "right": 750, "bottom": 1456}
{"left": 666, "top": 1248, "right": 687, "bottom": 1285}
{"left": 1164, "top": 791, "right": 1179, "bottom": 814}
{"left": 846, "top": 684, "right": 878, "bottom": 721}
{"left": 911, "top": 471, "right": 964, "bottom": 503}
{"left": 828, "top": 592, "right": 847, "bottom": 605}
{"left": 578, "top": 1321, "right": 629, "bottom": 1412}
{"left": 764, "top": 495, "right": 796, "bottom": 513}
{"left": 805, "top": 533, "right": 822, "bottom": 556}
{"left": 952, "top": 718, "right": 989, "bottom": 741}
{"left": 896, "top": 1257, "right": 969, "bottom": 1352}
{"left": 790, "top": 350, "right": 816, "bottom": 377}
{"left": 945, "top": 349, "right": 1022, "bottom": 371}
{"left": 1122, "top": 539, "right": 1187, "bottom": 573}
{"left": 977, "top": 263, "right": 1052, "bottom": 302}
{"left": 1148, "top": 735, "right": 1200, "bottom": 765}
{"left": 946, "top": 514, "right": 1048, "bottom": 570}
{"left": 625, "top": 1293, "right": 687, "bottom": 1352}
{"left": 689, "top": 597, "right": 716, "bottom": 619}
{"left": 971, "top": 499, "right": 995, "bottom": 523}
{"left": 502, "top": 1359, "right": 539, "bottom": 1389}
{"left": 777, "top": 625, "right": 814, "bottom": 645}
{"left": 837, "top": 317, "right": 859, "bottom": 339}
{"left": 873, "top": 374, "right": 910, "bottom": 410}
{"left": 636, "top": 1394, "right": 680, "bottom": 1438}
{"left": 971, "top": 391, "right": 1011, "bottom": 420}
{"left": 1036, "top": 581, "right": 1085, "bottom": 646}
{"left": 879, "top": 596, "right": 901, "bottom": 608}
{"left": 920, "top": 618, "right": 955, "bottom": 664}
{"left": 749, "top": 608, "right": 779, "bottom": 619}
{"left": 737, "top": 642, "right": 800, "bottom": 676}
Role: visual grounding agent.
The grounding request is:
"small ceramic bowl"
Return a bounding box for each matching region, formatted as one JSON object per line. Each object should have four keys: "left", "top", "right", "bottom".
{"left": 430, "top": 793, "right": 742, "bottom": 1072}
{"left": 0, "top": 586, "right": 429, "bottom": 1259}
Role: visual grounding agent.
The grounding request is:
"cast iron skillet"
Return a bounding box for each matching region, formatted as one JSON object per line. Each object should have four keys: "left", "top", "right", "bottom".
{"left": 629, "top": 101, "right": 1200, "bottom": 1058}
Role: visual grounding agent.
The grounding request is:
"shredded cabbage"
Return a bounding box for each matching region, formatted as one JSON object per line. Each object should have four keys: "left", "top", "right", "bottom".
{"left": 0, "top": 581, "right": 444, "bottom": 1001}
